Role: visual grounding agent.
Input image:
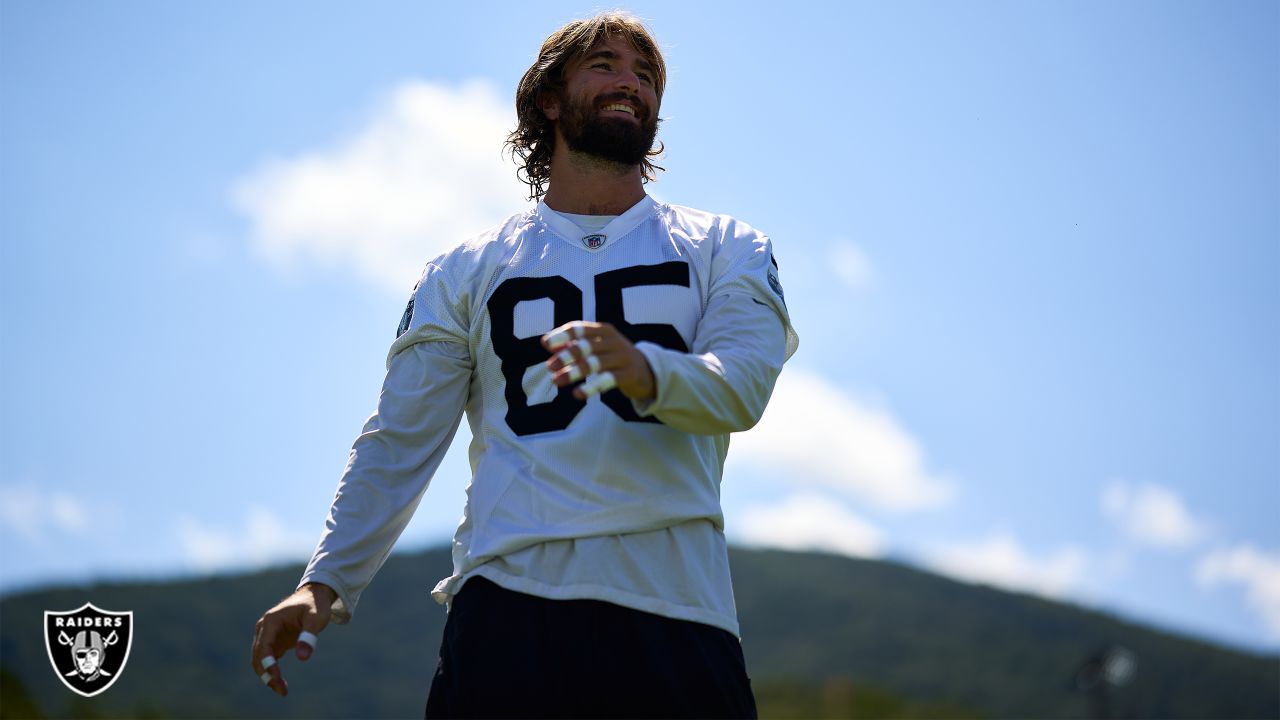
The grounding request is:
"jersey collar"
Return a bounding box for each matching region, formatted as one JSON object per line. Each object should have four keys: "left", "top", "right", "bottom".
{"left": 536, "top": 195, "right": 658, "bottom": 252}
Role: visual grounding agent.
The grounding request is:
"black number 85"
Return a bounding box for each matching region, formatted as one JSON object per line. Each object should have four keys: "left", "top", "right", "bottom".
{"left": 486, "top": 261, "right": 690, "bottom": 436}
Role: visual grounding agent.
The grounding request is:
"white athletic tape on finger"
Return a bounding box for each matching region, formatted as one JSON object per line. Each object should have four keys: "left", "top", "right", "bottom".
{"left": 261, "top": 655, "right": 277, "bottom": 670}
{"left": 566, "top": 363, "right": 584, "bottom": 383}
{"left": 581, "top": 371, "right": 617, "bottom": 398}
{"left": 544, "top": 324, "right": 585, "bottom": 349}
{"left": 586, "top": 354, "right": 601, "bottom": 374}
{"left": 260, "top": 671, "right": 272, "bottom": 685}
{"left": 575, "top": 339, "right": 594, "bottom": 359}
{"left": 557, "top": 348, "right": 575, "bottom": 366}
{"left": 298, "top": 631, "right": 319, "bottom": 650}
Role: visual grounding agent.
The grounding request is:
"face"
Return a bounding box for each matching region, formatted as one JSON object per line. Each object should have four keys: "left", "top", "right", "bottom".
{"left": 545, "top": 35, "right": 661, "bottom": 165}
{"left": 76, "top": 648, "right": 101, "bottom": 675}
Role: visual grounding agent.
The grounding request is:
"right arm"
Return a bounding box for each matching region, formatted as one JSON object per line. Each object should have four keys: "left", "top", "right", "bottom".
{"left": 299, "top": 339, "right": 471, "bottom": 622}
{"left": 250, "top": 337, "right": 471, "bottom": 695}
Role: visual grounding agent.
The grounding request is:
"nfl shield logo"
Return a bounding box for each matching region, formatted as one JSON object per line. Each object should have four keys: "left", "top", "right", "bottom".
{"left": 582, "top": 233, "right": 606, "bottom": 249}
{"left": 44, "top": 603, "right": 134, "bottom": 697}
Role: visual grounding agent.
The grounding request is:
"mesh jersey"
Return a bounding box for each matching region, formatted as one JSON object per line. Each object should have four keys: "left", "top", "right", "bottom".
{"left": 300, "top": 195, "right": 797, "bottom": 635}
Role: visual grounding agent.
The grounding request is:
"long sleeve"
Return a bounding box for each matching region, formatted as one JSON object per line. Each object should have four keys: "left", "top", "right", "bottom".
{"left": 631, "top": 292, "right": 792, "bottom": 435}
{"left": 298, "top": 339, "right": 471, "bottom": 623}
{"left": 627, "top": 213, "right": 798, "bottom": 435}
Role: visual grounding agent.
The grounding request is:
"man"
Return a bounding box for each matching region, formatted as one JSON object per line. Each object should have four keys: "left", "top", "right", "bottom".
{"left": 251, "top": 11, "right": 797, "bottom": 718}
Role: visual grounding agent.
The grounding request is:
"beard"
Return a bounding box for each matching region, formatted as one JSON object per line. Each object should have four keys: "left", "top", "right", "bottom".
{"left": 558, "top": 90, "right": 659, "bottom": 166}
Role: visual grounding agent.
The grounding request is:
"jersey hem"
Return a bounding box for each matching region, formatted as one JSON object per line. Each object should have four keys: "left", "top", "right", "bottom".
{"left": 439, "top": 565, "right": 741, "bottom": 638}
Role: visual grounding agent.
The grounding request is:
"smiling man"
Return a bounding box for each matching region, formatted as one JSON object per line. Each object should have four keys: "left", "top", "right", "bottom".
{"left": 250, "top": 11, "right": 797, "bottom": 718}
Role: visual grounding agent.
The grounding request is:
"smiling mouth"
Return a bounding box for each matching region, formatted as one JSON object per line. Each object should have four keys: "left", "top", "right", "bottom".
{"left": 602, "top": 103, "right": 637, "bottom": 117}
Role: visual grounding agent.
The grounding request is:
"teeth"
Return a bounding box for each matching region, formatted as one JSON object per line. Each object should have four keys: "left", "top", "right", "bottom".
{"left": 603, "top": 104, "right": 635, "bottom": 116}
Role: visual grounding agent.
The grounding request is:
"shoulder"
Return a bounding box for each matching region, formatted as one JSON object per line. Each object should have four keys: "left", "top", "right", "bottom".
{"left": 426, "top": 207, "right": 538, "bottom": 278}
{"left": 657, "top": 202, "right": 768, "bottom": 247}
{"left": 656, "top": 204, "right": 774, "bottom": 281}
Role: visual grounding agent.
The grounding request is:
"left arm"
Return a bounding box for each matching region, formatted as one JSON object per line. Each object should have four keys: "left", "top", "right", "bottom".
{"left": 544, "top": 231, "right": 797, "bottom": 434}
{"left": 628, "top": 292, "right": 789, "bottom": 434}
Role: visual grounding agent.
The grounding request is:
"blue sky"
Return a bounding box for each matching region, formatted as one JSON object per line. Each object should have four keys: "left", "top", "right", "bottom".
{"left": 2, "top": 1, "right": 1277, "bottom": 654}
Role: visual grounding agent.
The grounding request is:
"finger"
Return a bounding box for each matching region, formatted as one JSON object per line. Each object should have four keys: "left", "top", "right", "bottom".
{"left": 563, "top": 361, "right": 584, "bottom": 384}
{"left": 554, "top": 348, "right": 624, "bottom": 387}
{"left": 542, "top": 322, "right": 587, "bottom": 350}
{"left": 553, "top": 339, "right": 594, "bottom": 365}
{"left": 257, "top": 654, "right": 288, "bottom": 696}
{"left": 254, "top": 613, "right": 296, "bottom": 697}
{"left": 258, "top": 655, "right": 277, "bottom": 686}
{"left": 554, "top": 347, "right": 578, "bottom": 370}
{"left": 548, "top": 345, "right": 579, "bottom": 380}
{"left": 296, "top": 630, "right": 319, "bottom": 662}
{"left": 297, "top": 597, "right": 332, "bottom": 662}
{"left": 579, "top": 371, "right": 617, "bottom": 398}
{"left": 251, "top": 621, "right": 275, "bottom": 675}
{"left": 270, "top": 668, "right": 289, "bottom": 697}
{"left": 551, "top": 339, "right": 599, "bottom": 383}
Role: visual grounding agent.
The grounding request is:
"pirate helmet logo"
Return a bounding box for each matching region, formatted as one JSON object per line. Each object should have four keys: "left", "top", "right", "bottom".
{"left": 44, "top": 603, "right": 133, "bottom": 697}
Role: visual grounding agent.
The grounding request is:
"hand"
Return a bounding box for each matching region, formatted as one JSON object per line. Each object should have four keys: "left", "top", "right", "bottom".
{"left": 542, "top": 321, "right": 656, "bottom": 402}
{"left": 250, "top": 583, "right": 334, "bottom": 697}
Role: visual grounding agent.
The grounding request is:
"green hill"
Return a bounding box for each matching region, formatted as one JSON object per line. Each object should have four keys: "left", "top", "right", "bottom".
{"left": 1, "top": 546, "right": 1276, "bottom": 719}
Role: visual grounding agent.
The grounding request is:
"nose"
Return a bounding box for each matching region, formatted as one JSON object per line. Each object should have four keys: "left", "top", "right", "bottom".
{"left": 614, "top": 68, "right": 640, "bottom": 93}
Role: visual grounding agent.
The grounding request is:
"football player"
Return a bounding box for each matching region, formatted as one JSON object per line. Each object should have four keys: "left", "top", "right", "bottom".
{"left": 251, "top": 11, "right": 797, "bottom": 717}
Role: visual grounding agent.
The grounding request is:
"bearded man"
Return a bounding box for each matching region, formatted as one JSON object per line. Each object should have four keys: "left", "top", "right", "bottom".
{"left": 251, "top": 11, "right": 797, "bottom": 718}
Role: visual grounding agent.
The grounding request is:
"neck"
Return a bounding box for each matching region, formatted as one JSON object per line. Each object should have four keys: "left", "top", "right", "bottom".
{"left": 542, "top": 137, "right": 646, "bottom": 215}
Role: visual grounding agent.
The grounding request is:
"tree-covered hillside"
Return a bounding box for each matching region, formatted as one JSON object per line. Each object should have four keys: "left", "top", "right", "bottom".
{"left": 1, "top": 546, "right": 1276, "bottom": 719}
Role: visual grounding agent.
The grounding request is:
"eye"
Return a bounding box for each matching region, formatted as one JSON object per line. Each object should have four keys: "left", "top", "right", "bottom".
{"left": 591, "top": 62, "right": 610, "bottom": 71}
{"left": 637, "top": 71, "right": 652, "bottom": 84}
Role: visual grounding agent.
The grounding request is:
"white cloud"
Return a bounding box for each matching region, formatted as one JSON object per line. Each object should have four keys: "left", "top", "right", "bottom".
{"left": 829, "top": 240, "right": 873, "bottom": 289}
{"left": 233, "top": 79, "right": 528, "bottom": 292}
{"left": 728, "top": 369, "right": 953, "bottom": 511}
{"left": 50, "top": 493, "right": 87, "bottom": 533}
{"left": 1102, "top": 481, "right": 1206, "bottom": 548}
{"left": 924, "top": 532, "right": 1088, "bottom": 599}
{"left": 0, "top": 484, "right": 90, "bottom": 543}
{"left": 176, "top": 507, "right": 314, "bottom": 573}
{"left": 737, "top": 493, "right": 886, "bottom": 559}
{"left": 1196, "top": 544, "right": 1280, "bottom": 640}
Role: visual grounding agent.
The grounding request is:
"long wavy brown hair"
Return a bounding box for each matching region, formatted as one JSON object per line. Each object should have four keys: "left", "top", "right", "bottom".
{"left": 507, "top": 12, "right": 667, "bottom": 200}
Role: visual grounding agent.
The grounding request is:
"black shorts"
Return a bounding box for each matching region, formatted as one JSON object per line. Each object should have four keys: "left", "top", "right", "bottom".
{"left": 424, "top": 576, "right": 757, "bottom": 719}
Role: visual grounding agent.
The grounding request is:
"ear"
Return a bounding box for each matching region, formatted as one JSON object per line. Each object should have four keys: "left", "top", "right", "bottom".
{"left": 537, "top": 91, "right": 561, "bottom": 121}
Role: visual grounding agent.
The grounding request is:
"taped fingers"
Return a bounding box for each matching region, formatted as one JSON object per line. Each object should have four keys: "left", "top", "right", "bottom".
{"left": 555, "top": 339, "right": 593, "bottom": 365}
{"left": 298, "top": 631, "right": 319, "bottom": 651}
{"left": 543, "top": 323, "right": 587, "bottom": 349}
{"left": 580, "top": 371, "right": 617, "bottom": 398}
{"left": 260, "top": 671, "right": 273, "bottom": 685}
{"left": 554, "top": 340, "right": 597, "bottom": 384}
{"left": 261, "top": 655, "right": 277, "bottom": 670}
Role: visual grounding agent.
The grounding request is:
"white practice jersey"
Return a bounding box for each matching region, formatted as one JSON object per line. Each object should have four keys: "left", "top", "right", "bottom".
{"left": 300, "top": 195, "right": 798, "bottom": 636}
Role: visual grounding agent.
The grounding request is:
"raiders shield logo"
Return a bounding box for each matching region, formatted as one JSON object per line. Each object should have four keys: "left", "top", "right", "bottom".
{"left": 581, "top": 233, "right": 606, "bottom": 249}
{"left": 44, "top": 603, "right": 133, "bottom": 697}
